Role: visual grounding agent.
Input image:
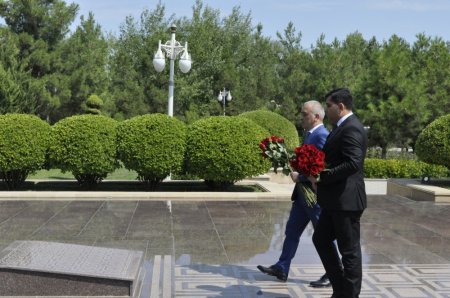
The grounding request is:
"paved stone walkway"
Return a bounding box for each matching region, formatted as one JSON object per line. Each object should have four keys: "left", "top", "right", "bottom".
{"left": 0, "top": 192, "right": 448, "bottom": 297}
{"left": 174, "top": 263, "right": 450, "bottom": 297}
{"left": 145, "top": 255, "right": 450, "bottom": 297}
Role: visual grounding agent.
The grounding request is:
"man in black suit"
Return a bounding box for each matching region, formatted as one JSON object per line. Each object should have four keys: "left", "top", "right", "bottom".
{"left": 308, "top": 88, "right": 368, "bottom": 298}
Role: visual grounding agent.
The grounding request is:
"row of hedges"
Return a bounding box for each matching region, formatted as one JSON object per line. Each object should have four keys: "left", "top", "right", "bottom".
{"left": 1, "top": 112, "right": 448, "bottom": 190}
{"left": 0, "top": 112, "right": 276, "bottom": 189}
{"left": 365, "top": 114, "right": 449, "bottom": 179}
{"left": 364, "top": 159, "right": 448, "bottom": 179}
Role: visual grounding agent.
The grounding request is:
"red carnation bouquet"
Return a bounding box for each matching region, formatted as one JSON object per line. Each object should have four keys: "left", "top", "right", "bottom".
{"left": 259, "top": 135, "right": 293, "bottom": 175}
{"left": 260, "top": 136, "right": 326, "bottom": 207}
{"left": 289, "top": 144, "right": 326, "bottom": 206}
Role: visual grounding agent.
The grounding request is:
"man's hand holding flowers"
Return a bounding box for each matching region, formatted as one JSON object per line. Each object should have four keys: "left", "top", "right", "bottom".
{"left": 259, "top": 136, "right": 326, "bottom": 207}
{"left": 289, "top": 144, "right": 326, "bottom": 206}
{"left": 290, "top": 171, "right": 300, "bottom": 183}
{"left": 306, "top": 175, "right": 318, "bottom": 192}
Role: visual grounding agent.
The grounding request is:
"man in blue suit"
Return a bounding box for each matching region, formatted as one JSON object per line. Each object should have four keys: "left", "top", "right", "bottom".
{"left": 257, "top": 100, "right": 338, "bottom": 286}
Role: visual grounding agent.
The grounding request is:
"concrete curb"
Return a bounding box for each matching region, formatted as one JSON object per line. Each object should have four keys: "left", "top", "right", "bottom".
{"left": 0, "top": 180, "right": 294, "bottom": 201}
{"left": 0, "top": 179, "right": 389, "bottom": 201}
{"left": 387, "top": 179, "right": 450, "bottom": 203}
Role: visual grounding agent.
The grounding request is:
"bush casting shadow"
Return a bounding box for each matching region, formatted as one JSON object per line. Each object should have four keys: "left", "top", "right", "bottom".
{"left": 0, "top": 180, "right": 265, "bottom": 192}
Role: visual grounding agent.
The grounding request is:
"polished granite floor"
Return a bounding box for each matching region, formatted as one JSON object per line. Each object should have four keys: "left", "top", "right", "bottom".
{"left": 0, "top": 195, "right": 449, "bottom": 297}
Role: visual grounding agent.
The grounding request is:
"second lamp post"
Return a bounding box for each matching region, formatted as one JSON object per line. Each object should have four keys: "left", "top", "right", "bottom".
{"left": 217, "top": 88, "right": 232, "bottom": 116}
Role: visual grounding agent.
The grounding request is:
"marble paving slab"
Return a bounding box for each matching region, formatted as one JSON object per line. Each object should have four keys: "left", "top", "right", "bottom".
{"left": 0, "top": 241, "right": 144, "bottom": 297}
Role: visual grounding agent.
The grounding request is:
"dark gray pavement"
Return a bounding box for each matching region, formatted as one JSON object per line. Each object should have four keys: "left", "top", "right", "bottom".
{"left": 0, "top": 194, "right": 448, "bottom": 297}
{"left": 0, "top": 196, "right": 448, "bottom": 264}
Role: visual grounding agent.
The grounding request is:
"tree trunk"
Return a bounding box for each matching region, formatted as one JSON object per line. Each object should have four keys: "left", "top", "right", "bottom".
{"left": 381, "top": 146, "right": 387, "bottom": 159}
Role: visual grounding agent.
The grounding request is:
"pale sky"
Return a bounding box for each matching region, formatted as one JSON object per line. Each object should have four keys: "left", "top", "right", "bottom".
{"left": 4, "top": 0, "right": 450, "bottom": 47}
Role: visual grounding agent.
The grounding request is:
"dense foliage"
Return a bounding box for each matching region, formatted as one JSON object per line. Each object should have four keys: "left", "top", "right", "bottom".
{"left": 116, "top": 114, "right": 186, "bottom": 188}
{"left": 0, "top": 0, "right": 449, "bottom": 157}
{"left": 239, "top": 110, "right": 300, "bottom": 150}
{"left": 0, "top": 114, "right": 51, "bottom": 189}
{"left": 364, "top": 158, "right": 448, "bottom": 178}
{"left": 48, "top": 115, "right": 118, "bottom": 186}
{"left": 185, "top": 116, "right": 270, "bottom": 188}
{"left": 415, "top": 114, "right": 450, "bottom": 168}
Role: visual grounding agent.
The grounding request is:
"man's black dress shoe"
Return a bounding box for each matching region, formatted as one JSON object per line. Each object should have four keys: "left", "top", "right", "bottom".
{"left": 257, "top": 265, "right": 288, "bottom": 282}
{"left": 310, "top": 273, "right": 331, "bottom": 287}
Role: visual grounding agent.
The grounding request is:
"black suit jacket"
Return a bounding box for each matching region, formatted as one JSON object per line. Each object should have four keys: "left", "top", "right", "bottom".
{"left": 317, "top": 114, "right": 368, "bottom": 211}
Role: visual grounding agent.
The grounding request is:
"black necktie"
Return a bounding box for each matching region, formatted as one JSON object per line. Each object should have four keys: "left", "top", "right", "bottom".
{"left": 327, "top": 125, "right": 338, "bottom": 139}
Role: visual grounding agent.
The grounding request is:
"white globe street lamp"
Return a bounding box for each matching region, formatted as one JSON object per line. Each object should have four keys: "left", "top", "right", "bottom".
{"left": 153, "top": 24, "right": 192, "bottom": 117}
{"left": 217, "top": 88, "right": 232, "bottom": 116}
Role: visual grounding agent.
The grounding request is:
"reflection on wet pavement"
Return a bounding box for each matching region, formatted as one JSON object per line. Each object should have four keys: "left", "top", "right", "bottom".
{"left": 0, "top": 195, "right": 449, "bottom": 297}
{"left": 0, "top": 195, "right": 448, "bottom": 266}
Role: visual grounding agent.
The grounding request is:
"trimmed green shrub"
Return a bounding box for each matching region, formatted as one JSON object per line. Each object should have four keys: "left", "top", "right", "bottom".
{"left": 0, "top": 114, "right": 51, "bottom": 189}
{"left": 83, "top": 94, "right": 104, "bottom": 115}
{"left": 239, "top": 110, "right": 300, "bottom": 150}
{"left": 364, "top": 158, "right": 448, "bottom": 178}
{"left": 48, "top": 115, "right": 118, "bottom": 186}
{"left": 186, "top": 116, "right": 270, "bottom": 188}
{"left": 116, "top": 114, "right": 186, "bottom": 188}
{"left": 415, "top": 114, "right": 450, "bottom": 168}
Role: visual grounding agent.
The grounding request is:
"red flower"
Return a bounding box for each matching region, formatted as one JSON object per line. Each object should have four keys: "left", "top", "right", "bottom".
{"left": 291, "top": 144, "right": 326, "bottom": 177}
{"left": 291, "top": 143, "right": 326, "bottom": 207}
{"left": 259, "top": 138, "right": 326, "bottom": 207}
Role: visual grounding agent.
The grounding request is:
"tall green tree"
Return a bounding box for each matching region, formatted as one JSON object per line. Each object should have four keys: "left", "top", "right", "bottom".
{"left": 52, "top": 12, "right": 109, "bottom": 121}
{"left": 0, "top": 28, "right": 24, "bottom": 113}
{"left": 276, "top": 22, "right": 311, "bottom": 122}
{"left": 411, "top": 34, "right": 450, "bottom": 123}
{"left": 359, "top": 35, "right": 423, "bottom": 155}
{"left": 108, "top": 4, "right": 171, "bottom": 120}
{"left": 0, "top": 0, "right": 78, "bottom": 49}
{"left": 0, "top": 0, "right": 78, "bottom": 120}
{"left": 0, "top": 26, "right": 51, "bottom": 115}
{"left": 175, "top": 0, "right": 224, "bottom": 119}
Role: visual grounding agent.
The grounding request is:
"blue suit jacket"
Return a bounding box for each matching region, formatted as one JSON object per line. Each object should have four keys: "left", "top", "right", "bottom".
{"left": 304, "top": 124, "right": 329, "bottom": 149}
{"left": 291, "top": 124, "right": 329, "bottom": 202}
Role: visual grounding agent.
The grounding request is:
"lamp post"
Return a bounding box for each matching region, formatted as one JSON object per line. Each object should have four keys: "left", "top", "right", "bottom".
{"left": 152, "top": 24, "right": 192, "bottom": 117}
{"left": 217, "top": 88, "right": 232, "bottom": 116}
{"left": 269, "top": 100, "right": 281, "bottom": 110}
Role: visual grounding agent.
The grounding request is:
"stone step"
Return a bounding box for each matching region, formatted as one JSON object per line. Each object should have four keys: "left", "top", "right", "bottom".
{"left": 387, "top": 179, "right": 450, "bottom": 202}
{"left": 149, "top": 255, "right": 173, "bottom": 298}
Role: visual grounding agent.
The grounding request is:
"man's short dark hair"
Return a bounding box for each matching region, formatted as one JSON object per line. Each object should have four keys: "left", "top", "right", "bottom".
{"left": 325, "top": 88, "right": 353, "bottom": 110}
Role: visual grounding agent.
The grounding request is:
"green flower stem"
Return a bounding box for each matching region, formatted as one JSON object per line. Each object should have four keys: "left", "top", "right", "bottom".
{"left": 300, "top": 183, "right": 317, "bottom": 207}
{"left": 283, "top": 147, "right": 294, "bottom": 173}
